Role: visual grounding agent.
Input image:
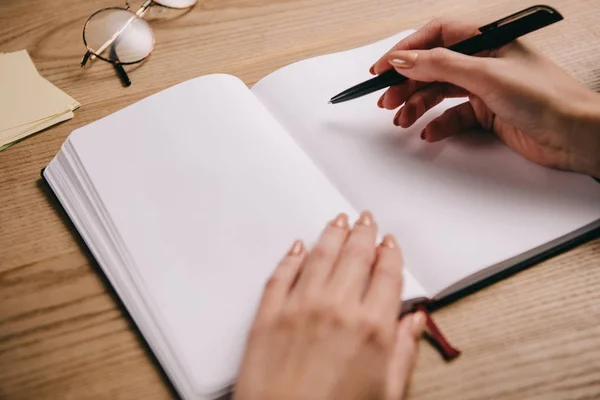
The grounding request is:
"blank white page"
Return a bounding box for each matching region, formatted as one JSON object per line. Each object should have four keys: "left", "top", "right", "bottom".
{"left": 68, "top": 74, "right": 426, "bottom": 397}
{"left": 252, "top": 32, "right": 600, "bottom": 296}
{"left": 69, "top": 75, "right": 357, "bottom": 395}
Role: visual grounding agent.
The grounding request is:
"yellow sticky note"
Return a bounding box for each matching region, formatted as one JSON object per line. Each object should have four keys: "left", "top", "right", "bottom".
{"left": 0, "top": 110, "right": 74, "bottom": 149}
{"left": 0, "top": 50, "right": 79, "bottom": 132}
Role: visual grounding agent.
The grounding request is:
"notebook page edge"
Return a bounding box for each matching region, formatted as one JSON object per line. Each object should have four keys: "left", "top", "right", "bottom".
{"left": 432, "top": 218, "right": 600, "bottom": 302}
{"left": 43, "top": 161, "right": 199, "bottom": 399}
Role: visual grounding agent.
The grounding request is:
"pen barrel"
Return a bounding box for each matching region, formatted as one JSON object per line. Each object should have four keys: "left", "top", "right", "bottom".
{"left": 447, "top": 35, "right": 488, "bottom": 55}
{"left": 331, "top": 6, "right": 564, "bottom": 104}
{"left": 447, "top": 10, "right": 562, "bottom": 57}
{"left": 330, "top": 70, "right": 408, "bottom": 103}
{"left": 373, "top": 69, "right": 408, "bottom": 89}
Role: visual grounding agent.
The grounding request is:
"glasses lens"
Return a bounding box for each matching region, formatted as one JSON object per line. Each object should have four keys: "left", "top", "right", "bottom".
{"left": 84, "top": 8, "right": 153, "bottom": 64}
{"left": 153, "top": 0, "right": 197, "bottom": 8}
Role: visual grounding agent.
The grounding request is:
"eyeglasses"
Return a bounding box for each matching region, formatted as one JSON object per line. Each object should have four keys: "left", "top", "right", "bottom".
{"left": 80, "top": 0, "right": 197, "bottom": 86}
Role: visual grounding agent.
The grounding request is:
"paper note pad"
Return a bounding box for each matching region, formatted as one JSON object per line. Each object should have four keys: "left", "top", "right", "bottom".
{"left": 0, "top": 50, "right": 80, "bottom": 149}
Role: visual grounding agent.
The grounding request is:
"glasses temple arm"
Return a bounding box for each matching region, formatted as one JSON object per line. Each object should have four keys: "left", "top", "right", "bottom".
{"left": 136, "top": 0, "right": 154, "bottom": 17}
{"left": 109, "top": 42, "right": 131, "bottom": 87}
{"left": 80, "top": 50, "right": 92, "bottom": 67}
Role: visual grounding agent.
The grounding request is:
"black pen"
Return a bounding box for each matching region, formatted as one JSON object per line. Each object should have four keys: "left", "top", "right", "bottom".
{"left": 329, "top": 5, "right": 563, "bottom": 104}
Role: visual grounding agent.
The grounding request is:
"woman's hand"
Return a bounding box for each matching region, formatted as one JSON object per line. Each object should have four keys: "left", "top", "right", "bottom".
{"left": 371, "top": 19, "right": 600, "bottom": 177}
{"left": 235, "top": 212, "right": 426, "bottom": 400}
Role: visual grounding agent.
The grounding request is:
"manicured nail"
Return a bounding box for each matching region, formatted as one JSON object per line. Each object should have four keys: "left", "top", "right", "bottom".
{"left": 412, "top": 311, "right": 427, "bottom": 338}
{"left": 331, "top": 213, "right": 349, "bottom": 229}
{"left": 369, "top": 64, "right": 376, "bottom": 75}
{"left": 389, "top": 51, "right": 418, "bottom": 68}
{"left": 393, "top": 111, "right": 401, "bottom": 126}
{"left": 381, "top": 234, "right": 397, "bottom": 248}
{"left": 288, "top": 240, "right": 304, "bottom": 256}
{"left": 357, "top": 211, "right": 374, "bottom": 226}
{"left": 377, "top": 93, "right": 385, "bottom": 108}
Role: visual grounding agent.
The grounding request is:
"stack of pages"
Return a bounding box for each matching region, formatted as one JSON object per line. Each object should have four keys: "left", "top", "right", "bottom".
{"left": 0, "top": 50, "right": 80, "bottom": 151}
{"left": 43, "top": 30, "right": 600, "bottom": 399}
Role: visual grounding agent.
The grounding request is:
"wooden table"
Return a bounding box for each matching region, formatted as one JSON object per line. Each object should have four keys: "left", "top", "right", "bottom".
{"left": 1, "top": 0, "right": 599, "bottom": 398}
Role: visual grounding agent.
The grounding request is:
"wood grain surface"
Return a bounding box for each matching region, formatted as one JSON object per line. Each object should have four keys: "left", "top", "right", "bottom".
{"left": 1, "top": 0, "right": 600, "bottom": 399}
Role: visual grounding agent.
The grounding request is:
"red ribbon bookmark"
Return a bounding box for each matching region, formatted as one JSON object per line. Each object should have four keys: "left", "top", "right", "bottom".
{"left": 415, "top": 304, "right": 461, "bottom": 361}
{"left": 401, "top": 297, "right": 460, "bottom": 361}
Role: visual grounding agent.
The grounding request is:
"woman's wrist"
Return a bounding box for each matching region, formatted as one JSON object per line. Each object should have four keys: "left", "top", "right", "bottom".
{"left": 563, "top": 91, "right": 600, "bottom": 178}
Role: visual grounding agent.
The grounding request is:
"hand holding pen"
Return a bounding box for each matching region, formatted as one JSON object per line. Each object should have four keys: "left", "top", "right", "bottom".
{"left": 331, "top": 9, "right": 600, "bottom": 178}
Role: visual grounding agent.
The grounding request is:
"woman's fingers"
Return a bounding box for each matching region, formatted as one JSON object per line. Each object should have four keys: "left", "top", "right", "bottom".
{"left": 394, "top": 83, "right": 468, "bottom": 128}
{"left": 363, "top": 235, "right": 404, "bottom": 322}
{"left": 254, "top": 240, "right": 308, "bottom": 324}
{"left": 292, "top": 213, "right": 350, "bottom": 299}
{"left": 379, "top": 80, "right": 427, "bottom": 110}
{"left": 371, "top": 19, "right": 480, "bottom": 75}
{"left": 328, "top": 211, "right": 378, "bottom": 301}
{"left": 385, "top": 313, "right": 426, "bottom": 400}
{"left": 422, "top": 100, "right": 480, "bottom": 142}
{"left": 386, "top": 47, "right": 494, "bottom": 97}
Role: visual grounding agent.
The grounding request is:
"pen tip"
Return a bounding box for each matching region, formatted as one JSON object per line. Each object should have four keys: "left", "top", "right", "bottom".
{"left": 328, "top": 100, "right": 333, "bottom": 104}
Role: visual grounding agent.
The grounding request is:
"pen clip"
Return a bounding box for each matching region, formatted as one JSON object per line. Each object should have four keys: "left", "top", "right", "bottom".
{"left": 478, "top": 5, "right": 563, "bottom": 33}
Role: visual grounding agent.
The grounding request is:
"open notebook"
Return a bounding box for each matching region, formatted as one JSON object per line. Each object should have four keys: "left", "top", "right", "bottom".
{"left": 43, "top": 30, "right": 600, "bottom": 399}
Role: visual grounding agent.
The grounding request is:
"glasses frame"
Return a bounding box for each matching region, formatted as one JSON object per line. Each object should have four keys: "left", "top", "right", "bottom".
{"left": 80, "top": 0, "right": 196, "bottom": 87}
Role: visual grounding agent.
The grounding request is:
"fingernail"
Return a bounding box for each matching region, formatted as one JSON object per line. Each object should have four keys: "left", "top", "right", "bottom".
{"left": 420, "top": 129, "right": 426, "bottom": 140}
{"left": 381, "top": 234, "right": 397, "bottom": 248}
{"left": 369, "top": 65, "right": 376, "bottom": 75}
{"left": 389, "top": 51, "right": 418, "bottom": 68}
{"left": 331, "top": 213, "right": 349, "bottom": 229}
{"left": 393, "top": 111, "right": 401, "bottom": 126}
{"left": 412, "top": 311, "right": 427, "bottom": 338}
{"left": 357, "top": 211, "right": 374, "bottom": 226}
{"left": 377, "top": 93, "right": 385, "bottom": 108}
{"left": 288, "top": 240, "right": 304, "bottom": 256}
